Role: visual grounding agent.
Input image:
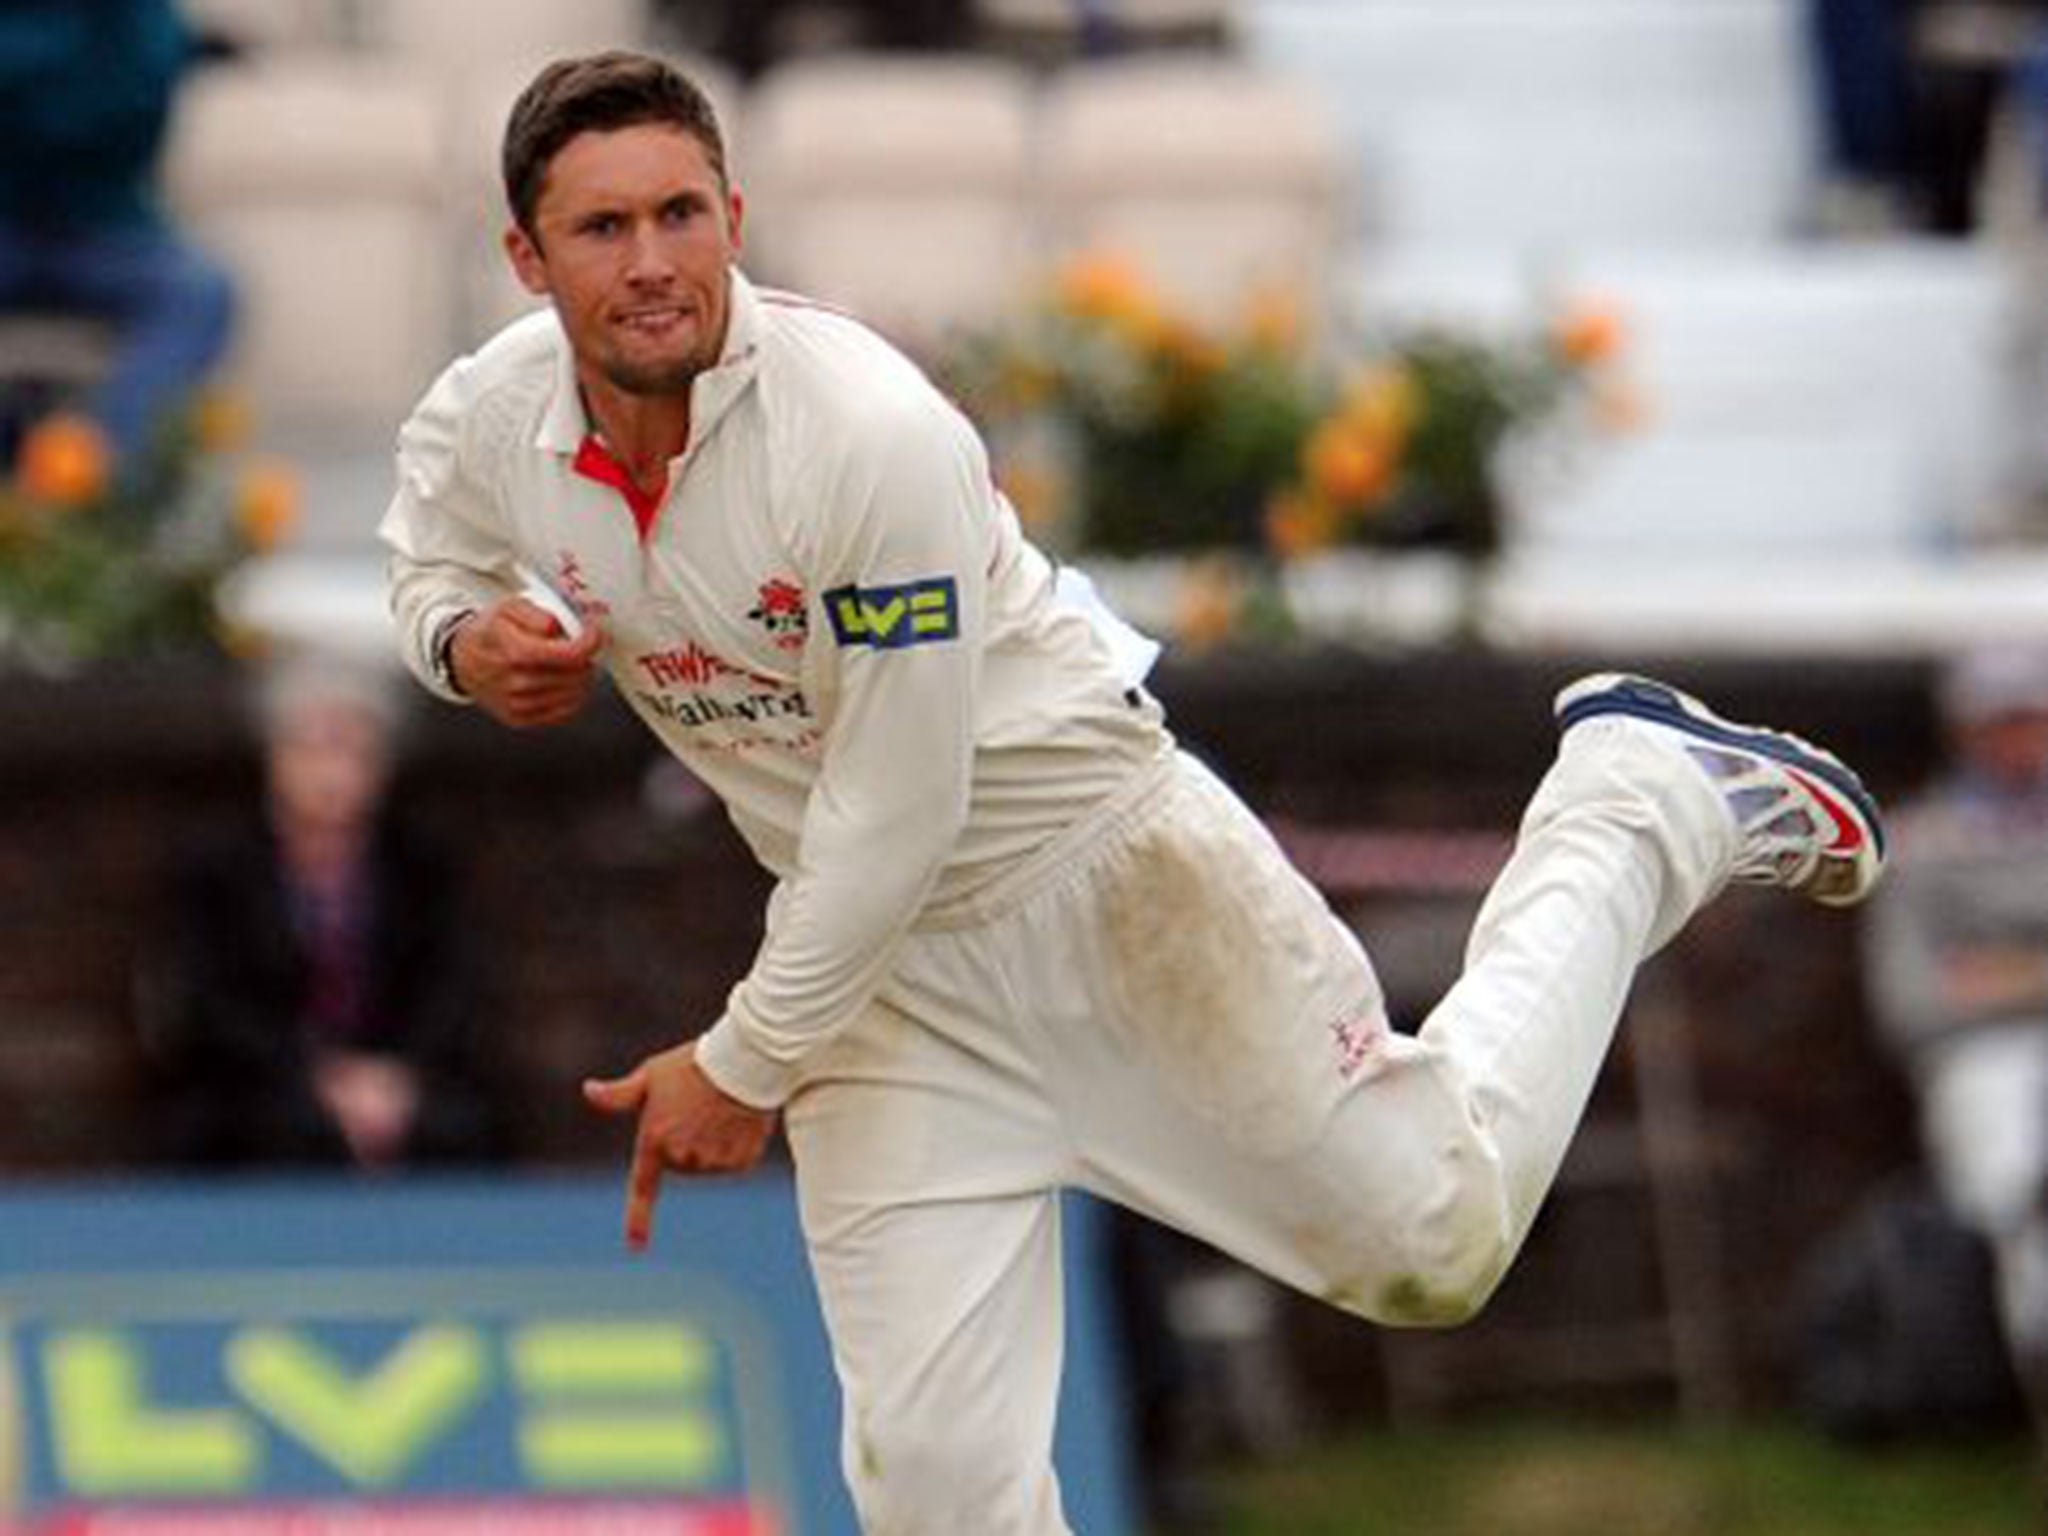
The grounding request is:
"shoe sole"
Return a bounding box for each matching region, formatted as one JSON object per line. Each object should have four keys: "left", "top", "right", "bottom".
{"left": 1556, "top": 672, "right": 1887, "bottom": 901}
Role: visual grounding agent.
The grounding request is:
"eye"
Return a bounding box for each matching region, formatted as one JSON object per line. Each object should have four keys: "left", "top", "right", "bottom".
{"left": 661, "top": 195, "right": 708, "bottom": 227}
{"left": 578, "top": 211, "right": 624, "bottom": 238}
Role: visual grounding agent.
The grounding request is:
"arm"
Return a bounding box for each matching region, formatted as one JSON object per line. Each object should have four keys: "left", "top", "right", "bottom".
{"left": 586, "top": 400, "right": 991, "bottom": 1245}
{"left": 379, "top": 364, "right": 605, "bottom": 724}
{"left": 379, "top": 362, "right": 529, "bottom": 703}
{"left": 695, "top": 404, "right": 987, "bottom": 1105}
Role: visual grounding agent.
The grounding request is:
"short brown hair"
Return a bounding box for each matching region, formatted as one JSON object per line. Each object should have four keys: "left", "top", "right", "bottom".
{"left": 502, "top": 51, "right": 728, "bottom": 236}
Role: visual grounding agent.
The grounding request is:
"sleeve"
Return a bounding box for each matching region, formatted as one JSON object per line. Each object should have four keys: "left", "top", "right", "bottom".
{"left": 692, "top": 401, "right": 991, "bottom": 1108}
{"left": 377, "top": 361, "right": 525, "bottom": 703}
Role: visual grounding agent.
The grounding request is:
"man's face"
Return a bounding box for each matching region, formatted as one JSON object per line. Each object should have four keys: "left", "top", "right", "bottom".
{"left": 507, "top": 123, "right": 743, "bottom": 396}
{"left": 267, "top": 700, "right": 392, "bottom": 840}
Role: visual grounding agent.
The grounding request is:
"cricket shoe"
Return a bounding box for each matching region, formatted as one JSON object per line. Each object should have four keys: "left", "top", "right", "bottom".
{"left": 1555, "top": 672, "right": 1886, "bottom": 908}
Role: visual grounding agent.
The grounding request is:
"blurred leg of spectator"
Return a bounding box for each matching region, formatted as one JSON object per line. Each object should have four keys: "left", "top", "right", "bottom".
{"left": 1809, "top": 0, "right": 1917, "bottom": 227}
{"left": 862, "top": 0, "right": 972, "bottom": 50}
{"left": 1910, "top": 52, "right": 2006, "bottom": 232}
{"left": 702, "top": 0, "right": 974, "bottom": 78}
{"left": 35, "top": 227, "right": 234, "bottom": 458}
{"left": 711, "top": 0, "right": 783, "bottom": 78}
{"left": 0, "top": 225, "right": 234, "bottom": 462}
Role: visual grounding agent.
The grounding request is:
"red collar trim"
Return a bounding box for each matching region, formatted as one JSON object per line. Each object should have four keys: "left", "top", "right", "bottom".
{"left": 572, "top": 434, "right": 666, "bottom": 540}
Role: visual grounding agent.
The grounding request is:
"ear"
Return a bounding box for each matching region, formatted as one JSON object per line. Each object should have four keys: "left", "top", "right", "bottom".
{"left": 504, "top": 223, "right": 550, "bottom": 297}
{"left": 726, "top": 187, "right": 745, "bottom": 257}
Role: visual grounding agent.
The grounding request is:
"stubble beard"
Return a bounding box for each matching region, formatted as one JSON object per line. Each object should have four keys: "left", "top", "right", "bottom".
{"left": 598, "top": 349, "right": 713, "bottom": 398}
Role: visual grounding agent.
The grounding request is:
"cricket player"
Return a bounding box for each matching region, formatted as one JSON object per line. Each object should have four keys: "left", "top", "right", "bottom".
{"left": 380, "top": 52, "right": 1886, "bottom": 1535}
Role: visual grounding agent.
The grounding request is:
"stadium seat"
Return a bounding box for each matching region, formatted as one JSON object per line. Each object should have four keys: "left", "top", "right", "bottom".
{"left": 1243, "top": 0, "right": 1816, "bottom": 251}
{"left": 180, "top": 0, "right": 347, "bottom": 52}
{"left": 1372, "top": 102, "right": 1808, "bottom": 253}
{"left": 353, "top": 0, "right": 651, "bottom": 75}
{"left": 1038, "top": 56, "right": 1344, "bottom": 324}
{"left": 1348, "top": 242, "right": 2014, "bottom": 565}
{"left": 1514, "top": 430, "right": 1937, "bottom": 560}
{"left": 1561, "top": 247, "right": 2011, "bottom": 547}
{"left": 740, "top": 54, "right": 1041, "bottom": 354}
{"left": 975, "top": 0, "right": 1240, "bottom": 56}
{"left": 1336, "top": 241, "right": 2013, "bottom": 587}
{"left": 168, "top": 59, "right": 454, "bottom": 437}
{"left": 165, "top": 60, "right": 456, "bottom": 556}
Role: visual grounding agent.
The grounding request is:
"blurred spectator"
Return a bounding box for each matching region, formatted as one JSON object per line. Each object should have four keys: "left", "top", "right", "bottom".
{"left": 659, "top": 0, "right": 973, "bottom": 79}
{"left": 1808, "top": 0, "right": 1918, "bottom": 230}
{"left": 1809, "top": 0, "right": 2048, "bottom": 235}
{"left": 0, "top": 0, "right": 235, "bottom": 470}
{"left": 1863, "top": 644, "right": 2048, "bottom": 1416}
{"left": 142, "top": 650, "right": 510, "bottom": 1171}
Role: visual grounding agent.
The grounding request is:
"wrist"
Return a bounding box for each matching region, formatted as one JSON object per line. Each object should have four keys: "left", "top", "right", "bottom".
{"left": 431, "top": 609, "right": 476, "bottom": 697}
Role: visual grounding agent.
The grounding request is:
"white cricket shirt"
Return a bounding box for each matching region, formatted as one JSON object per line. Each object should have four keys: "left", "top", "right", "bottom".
{"left": 380, "top": 270, "right": 1165, "bottom": 1107}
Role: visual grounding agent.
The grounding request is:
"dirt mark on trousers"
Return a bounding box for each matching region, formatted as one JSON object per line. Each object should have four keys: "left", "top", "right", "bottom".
{"left": 1098, "top": 791, "right": 1342, "bottom": 1160}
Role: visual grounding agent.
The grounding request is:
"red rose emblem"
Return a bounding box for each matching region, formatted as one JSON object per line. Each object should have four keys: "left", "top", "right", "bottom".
{"left": 757, "top": 579, "right": 804, "bottom": 616}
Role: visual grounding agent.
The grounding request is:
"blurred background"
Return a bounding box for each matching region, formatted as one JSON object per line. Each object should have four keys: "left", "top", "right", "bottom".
{"left": 6, "top": 0, "right": 2048, "bottom": 1532}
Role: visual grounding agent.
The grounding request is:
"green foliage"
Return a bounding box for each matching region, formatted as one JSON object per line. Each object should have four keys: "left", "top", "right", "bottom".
{"left": 0, "top": 404, "right": 285, "bottom": 674}
{"left": 941, "top": 253, "right": 1626, "bottom": 566}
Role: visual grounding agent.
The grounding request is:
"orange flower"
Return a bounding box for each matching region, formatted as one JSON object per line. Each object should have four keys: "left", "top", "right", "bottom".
{"left": 1152, "top": 318, "right": 1225, "bottom": 379}
{"left": 1264, "top": 489, "right": 1343, "bottom": 560}
{"left": 1341, "top": 365, "right": 1422, "bottom": 447}
{"left": 1303, "top": 419, "right": 1396, "bottom": 508}
{"left": 192, "top": 388, "right": 253, "bottom": 453}
{"left": 1055, "top": 251, "right": 1156, "bottom": 327}
{"left": 235, "top": 459, "right": 301, "bottom": 549}
{"left": 1554, "top": 301, "right": 1625, "bottom": 365}
{"left": 14, "top": 413, "right": 111, "bottom": 505}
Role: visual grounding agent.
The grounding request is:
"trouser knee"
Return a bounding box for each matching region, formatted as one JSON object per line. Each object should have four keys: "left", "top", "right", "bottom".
{"left": 1315, "top": 1141, "right": 1517, "bottom": 1329}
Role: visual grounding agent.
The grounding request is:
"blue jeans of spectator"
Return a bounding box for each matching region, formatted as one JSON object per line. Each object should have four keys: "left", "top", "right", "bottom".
{"left": 0, "top": 222, "right": 235, "bottom": 459}
{"left": 1808, "top": 0, "right": 1914, "bottom": 182}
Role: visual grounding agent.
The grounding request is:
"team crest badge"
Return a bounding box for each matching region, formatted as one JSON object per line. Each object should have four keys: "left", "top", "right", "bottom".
{"left": 748, "top": 578, "right": 808, "bottom": 652}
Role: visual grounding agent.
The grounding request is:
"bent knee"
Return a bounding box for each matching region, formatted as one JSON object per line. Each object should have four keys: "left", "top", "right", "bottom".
{"left": 1320, "top": 1155, "right": 1516, "bottom": 1328}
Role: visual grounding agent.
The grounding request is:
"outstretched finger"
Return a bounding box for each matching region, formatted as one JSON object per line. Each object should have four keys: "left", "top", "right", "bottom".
{"left": 623, "top": 1136, "right": 664, "bottom": 1252}
{"left": 582, "top": 1067, "right": 647, "bottom": 1117}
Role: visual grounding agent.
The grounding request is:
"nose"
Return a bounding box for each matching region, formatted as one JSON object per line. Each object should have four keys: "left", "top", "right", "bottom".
{"left": 623, "top": 221, "right": 676, "bottom": 286}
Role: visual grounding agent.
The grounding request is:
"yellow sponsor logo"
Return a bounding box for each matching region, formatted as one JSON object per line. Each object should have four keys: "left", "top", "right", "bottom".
{"left": 825, "top": 577, "right": 959, "bottom": 648}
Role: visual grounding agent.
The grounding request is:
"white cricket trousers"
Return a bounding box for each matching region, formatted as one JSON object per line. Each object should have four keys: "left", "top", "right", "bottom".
{"left": 783, "top": 716, "right": 1737, "bottom": 1535}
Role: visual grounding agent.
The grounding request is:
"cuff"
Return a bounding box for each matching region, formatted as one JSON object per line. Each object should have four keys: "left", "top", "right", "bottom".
{"left": 412, "top": 604, "right": 478, "bottom": 705}
{"left": 692, "top": 1013, "right": 800, "bottom": 1110}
